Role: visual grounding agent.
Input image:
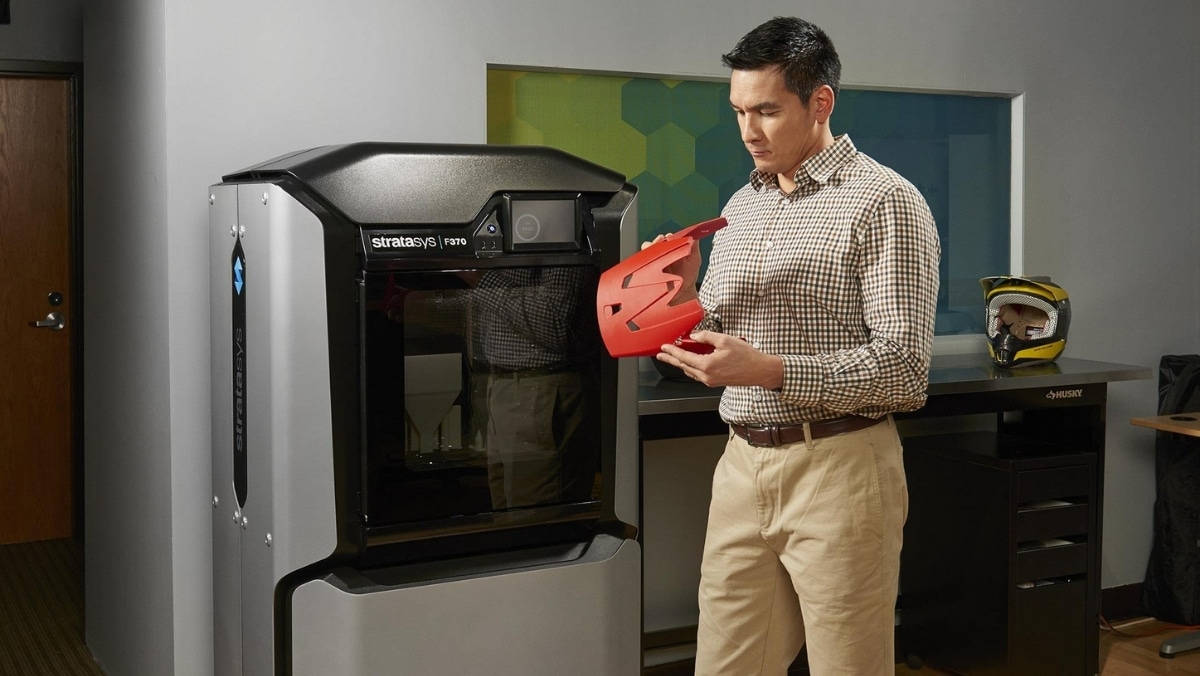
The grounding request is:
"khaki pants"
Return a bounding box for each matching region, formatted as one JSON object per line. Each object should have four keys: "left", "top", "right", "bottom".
{"left": 695, "top": 417, "right": 907, "bottom": 676}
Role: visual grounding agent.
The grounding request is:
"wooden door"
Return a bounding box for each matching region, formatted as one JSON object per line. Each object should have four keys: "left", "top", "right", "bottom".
{"left": 0, "top": 71, "right": 76, "bottom": 544}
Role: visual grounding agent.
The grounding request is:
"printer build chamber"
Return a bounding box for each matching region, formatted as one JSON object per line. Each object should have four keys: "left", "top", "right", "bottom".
{"left": 209, "top": 144, "right": 641, "bottom": 675}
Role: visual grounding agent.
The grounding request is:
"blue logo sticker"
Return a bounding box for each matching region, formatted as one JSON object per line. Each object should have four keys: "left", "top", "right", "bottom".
{"left": 233, "top": 256, "right": 245, "bottom": 295}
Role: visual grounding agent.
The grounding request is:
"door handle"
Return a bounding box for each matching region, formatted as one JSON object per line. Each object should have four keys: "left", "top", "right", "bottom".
{"left": 31, "top": 312, "right": 65, "bottom": 331}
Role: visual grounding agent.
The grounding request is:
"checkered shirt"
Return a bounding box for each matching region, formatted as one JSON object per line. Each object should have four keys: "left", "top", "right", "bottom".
{"left": 698, "top": 134, "right": 941, "bottom": 425}
{"left": 472, "top": 266, "right": 598, "bottom": 371}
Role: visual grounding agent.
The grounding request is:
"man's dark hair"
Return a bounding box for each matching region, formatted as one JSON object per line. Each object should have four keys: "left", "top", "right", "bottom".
{"left": 721, "top": 17, "right": 841, "bottom": 104}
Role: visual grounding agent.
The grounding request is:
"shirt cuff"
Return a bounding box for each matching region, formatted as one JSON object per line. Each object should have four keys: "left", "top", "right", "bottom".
{"left": 779, "top": 354, "right": 824, "bottom": 405}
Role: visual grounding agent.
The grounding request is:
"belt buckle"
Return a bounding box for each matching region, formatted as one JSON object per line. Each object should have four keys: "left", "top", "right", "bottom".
{"left": 743, "top": 425, "right": 777, "bottom": 448}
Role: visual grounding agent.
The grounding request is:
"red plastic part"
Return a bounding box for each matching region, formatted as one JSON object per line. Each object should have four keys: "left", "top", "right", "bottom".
{"left": 674, "top": 338, "right": 715, "bottom": 354}
{"left": 596, "top": 217, "right": 727, "bottom": 357}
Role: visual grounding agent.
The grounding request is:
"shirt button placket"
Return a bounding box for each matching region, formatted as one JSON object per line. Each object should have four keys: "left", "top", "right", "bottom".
{"left": 760, "top": 197, "right": 783, "bottom": 297}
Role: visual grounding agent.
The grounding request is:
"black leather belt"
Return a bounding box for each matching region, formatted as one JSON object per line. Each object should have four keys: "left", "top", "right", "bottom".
{"left": 730, "top": 415, "right": 883, "bottom": 447}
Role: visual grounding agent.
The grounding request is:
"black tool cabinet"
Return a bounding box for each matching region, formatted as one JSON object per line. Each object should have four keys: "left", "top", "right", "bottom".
{"left": 896, "top": 374, "right": 1111, "bottom": 676}
{"left": 899, "top": 431, "right": 1096, "bottom": 675}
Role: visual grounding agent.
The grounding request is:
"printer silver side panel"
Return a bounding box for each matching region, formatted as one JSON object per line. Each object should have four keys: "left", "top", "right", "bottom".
{"left": 292, "top": 535, "right": 642, "bottom": 676}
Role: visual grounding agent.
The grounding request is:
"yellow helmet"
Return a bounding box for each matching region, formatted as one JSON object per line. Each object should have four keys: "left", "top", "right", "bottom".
{"left": 980, "top": 276, "right": 1071, "bottom": 368}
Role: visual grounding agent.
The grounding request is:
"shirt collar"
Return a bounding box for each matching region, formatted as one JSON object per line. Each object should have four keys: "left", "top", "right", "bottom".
{"left": 749, "top": 134, "right": 858, "bottom": 193}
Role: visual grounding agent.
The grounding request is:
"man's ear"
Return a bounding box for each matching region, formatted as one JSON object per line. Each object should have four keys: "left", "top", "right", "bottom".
{"left": 812, "top": 85, "right": 835, "bottom": 123}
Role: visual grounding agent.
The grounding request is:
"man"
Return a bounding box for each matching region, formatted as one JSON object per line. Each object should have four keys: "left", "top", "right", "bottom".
{"left": 655, "top": 16, "right": 941, "bottom": 676}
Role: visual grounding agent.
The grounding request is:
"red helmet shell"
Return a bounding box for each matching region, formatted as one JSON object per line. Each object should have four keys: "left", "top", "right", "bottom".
{"left": 596, "top": 217, "right": 727, "bottom": 357}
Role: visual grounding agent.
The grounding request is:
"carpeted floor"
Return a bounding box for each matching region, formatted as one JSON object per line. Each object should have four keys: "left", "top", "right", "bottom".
{"left": 0, "top": 538, "right": 104, "bottom": 675}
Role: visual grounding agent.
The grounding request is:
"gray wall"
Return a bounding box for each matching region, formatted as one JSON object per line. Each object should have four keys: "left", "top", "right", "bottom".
{"left": 0, "top": 0, "right": 82, "bottom": 62}
{"left": 80, "top": 0, "right": 1199, "bottom": 674}
{"left": 83, "top": 0, "right": 175, "bottom": 674}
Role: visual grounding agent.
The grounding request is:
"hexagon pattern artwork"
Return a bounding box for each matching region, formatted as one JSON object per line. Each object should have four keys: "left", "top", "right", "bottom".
{"left": 487, "top": 70, "right": 753, "bottom": 245}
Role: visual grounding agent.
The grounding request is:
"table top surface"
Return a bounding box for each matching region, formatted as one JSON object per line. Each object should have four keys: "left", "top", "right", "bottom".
{"left": 1130, "top": 412, "right": 1200, "bottom": 437}
{"left": 639, "top": 353, "right": 1153, "bottom": 416}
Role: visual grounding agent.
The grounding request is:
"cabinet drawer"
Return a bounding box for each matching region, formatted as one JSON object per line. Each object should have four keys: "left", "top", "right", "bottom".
{"left": 1017, "top": 466, "right": 1089, "bottom": 503}
{"left": 1017, "top": 542, "right": 1088, "bottom": 581}
{"left": 1017, "top": 503, "right": 1090, "bottom": 541}
{"left": 1013, "top": 579, "right": 1087, "bottom": 676}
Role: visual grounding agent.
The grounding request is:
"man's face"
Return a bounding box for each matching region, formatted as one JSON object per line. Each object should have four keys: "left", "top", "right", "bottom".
{"left": 729, "top": 67, "right": 829, "bottom": 191}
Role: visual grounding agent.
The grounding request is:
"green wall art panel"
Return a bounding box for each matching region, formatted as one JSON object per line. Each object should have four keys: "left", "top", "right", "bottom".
{"left": 487, "top": 69, "right": 752, "bottom": 247}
